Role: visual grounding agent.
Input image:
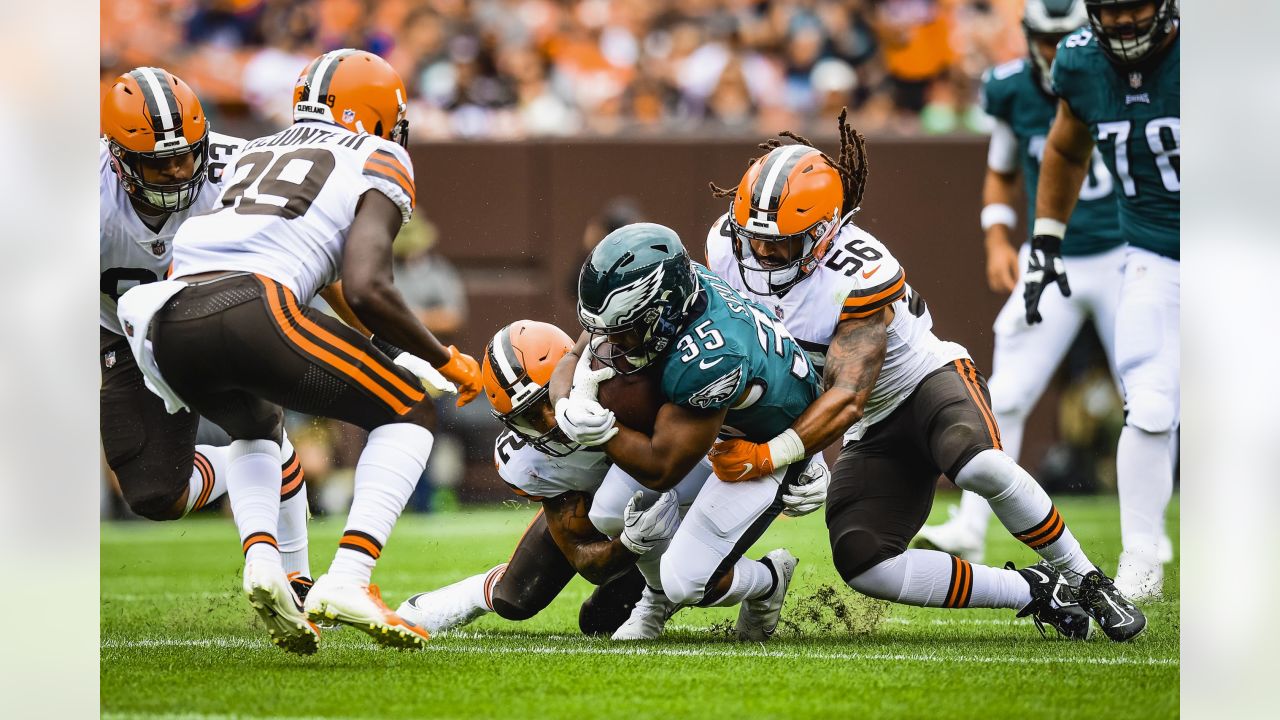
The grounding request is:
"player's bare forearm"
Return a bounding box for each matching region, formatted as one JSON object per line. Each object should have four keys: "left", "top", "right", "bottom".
{"left": 341, "top": 191, "right": 450, "bottom": 366}
{"left": 983, "top": 167, "right": 1020, "bottom": 209}
{"left": 788, "top": 311, "right": 887, "bottom": 454}
{"left": 319, "top": 282, "right": 373, "bottom": 336}
{"left": 542, "top": 491, "right": 635, "bottom": 585}
{"left": 605, "top": 403, "right": 727, "bottom": 490}
{"left": 1036, "top": 100, "right": 1094, "bottom": 224}
{"left": 550, "top": 332, "right": 591, "bottom": 404}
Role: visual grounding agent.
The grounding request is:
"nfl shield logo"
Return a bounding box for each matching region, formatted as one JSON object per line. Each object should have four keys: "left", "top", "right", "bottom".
{"left": 150, "top": 239, "right": 166, "bottom": 256}
{"left": 343, "top": 108, "right": 356, "bottom": 123}
{"left": 774, "top": 305, "right": 785, "bottom": 320}
{"left": 104, "top": 351, "right": 116, "bottom": 369}
{"left": 1129, "top": 71, "right": 1143, "bottom": 89}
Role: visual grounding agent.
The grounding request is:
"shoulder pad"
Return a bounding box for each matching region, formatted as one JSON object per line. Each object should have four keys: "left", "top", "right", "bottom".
{"left": 979, "top": 59, "right": 1025, "bottom": 119}
{"left": 704, "top": 212, "right": 734, "bottom": 274}
{"left": 822, "top": 226, "right": 906, "bottom": 321}
{"left": 362, "top": 139, "right": 416, "bottom": 224}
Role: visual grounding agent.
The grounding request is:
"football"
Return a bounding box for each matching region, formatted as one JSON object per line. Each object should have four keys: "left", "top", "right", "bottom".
{"left": 591, "top": 343, "right": 663, "bottom": 435}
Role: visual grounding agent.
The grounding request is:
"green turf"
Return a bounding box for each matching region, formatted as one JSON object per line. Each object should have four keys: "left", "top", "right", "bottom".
{"left": 102, "top": 494, "right": 1179, "bottom": 719}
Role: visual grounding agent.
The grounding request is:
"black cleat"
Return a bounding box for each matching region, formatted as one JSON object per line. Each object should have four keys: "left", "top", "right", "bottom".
{"left": 1078, "top": 568, "right": 1147, "bottom": 642}
{"left": 289, "top": 574, "right": 314, "bottom": 604}
{"left": 1009, "top": 561, "right": 1092, "bottom": 641}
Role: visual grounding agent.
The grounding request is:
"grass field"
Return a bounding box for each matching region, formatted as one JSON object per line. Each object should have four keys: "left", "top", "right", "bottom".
{"left": 102, "top": 493, "right": 1179, "bottom": 719}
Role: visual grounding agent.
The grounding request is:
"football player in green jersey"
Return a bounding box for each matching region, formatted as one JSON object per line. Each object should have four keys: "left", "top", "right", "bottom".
{"left": 1032, "top": 0, "right": 1179, "bottom": 600}
{"left": 917, "top": 0, "right": 1166, "bottom": 569}
{"left": 549, "top": 223, "right": 827, "bottom": 641}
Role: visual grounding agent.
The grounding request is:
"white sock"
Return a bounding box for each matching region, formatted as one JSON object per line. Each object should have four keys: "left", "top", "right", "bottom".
{"left": 636, "top": 549, "right": 665, "bottom": 593}
{"left": 849, "top": 550, "right": 1030, "bottom": 610}
{"left": 955, "top": 449, "right": 1094, "bottom": 584}
{"left": 328, "top": 424, "right": 433, "bottom": 585}
{"left": 706, "top": 557, "right": 775, "bottom": 607}
{"left": 184, "top": 445, "right": 229, "bottom": 514}
{"left": 950, "top": 402, "right": 1029, "bottom": 537}
{"left": 276, "top": 432, "right": 311, "bottom": 578}
{"left": 226, "top": 439, "right": 283, "bottom": 567}
{"left": 1117, "top": 425, "right": 1174, "bottom": 563}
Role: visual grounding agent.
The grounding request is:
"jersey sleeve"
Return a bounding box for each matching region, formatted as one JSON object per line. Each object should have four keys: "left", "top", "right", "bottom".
{"left": 663, "top": 348, "right": 750, "bottom": 411}
{"left": 704, "top": 212, "right": 734, "bottom": 276}
{"left": 205, "top": 132, "right": 246, "bottom": 186}
{"left": 978, "top": 61, "right": 1019, "bottom": 124}
{"left": 1050, "top": 31, "right": 1091, "bottom": 118}
{"left": 494, "top": 432, "right": 551, "bottom": 501}
{"left": 362, "top": 140, "right": 416, "bottom": 224}
{"left": 837, "top": 238, "right": 906, "bottom": 321}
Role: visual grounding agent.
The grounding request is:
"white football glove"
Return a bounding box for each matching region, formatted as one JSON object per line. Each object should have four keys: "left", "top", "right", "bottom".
{"left": 621, "top": 491, "right": 681, "bottom": 556}
{"left": 554, "top": 395, "right": 618, "bottom": 446}
{"left": 394, "top": 352, "right": 458, "bottom": 399}
{"left": 781, "top": 460, "right": 829, "bottom": 518}
{"left": 570, "top": 349, "right": 616, "bottom": 401}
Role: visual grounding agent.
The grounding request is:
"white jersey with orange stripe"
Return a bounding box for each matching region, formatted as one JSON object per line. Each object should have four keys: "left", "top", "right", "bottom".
{"left": 99, "top": 132, "right": 244, "bottom": 336}
{"left": 705, "top": 213, "right": 968, "bottom": 440}
{"left": 169, "top": 120, "right": 415, "bottom": 305}
{"left": 494, "top": 431, "right": 611, "bottom": 502}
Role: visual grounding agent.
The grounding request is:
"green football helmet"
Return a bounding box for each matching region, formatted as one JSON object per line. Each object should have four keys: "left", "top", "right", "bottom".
{"left": 577, "top": 223, "right": 700, "bottom": 373}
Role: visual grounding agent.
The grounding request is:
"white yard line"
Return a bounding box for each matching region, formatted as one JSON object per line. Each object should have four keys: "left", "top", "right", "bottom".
{"left": 101, "top": 636, "right": 1177, "bottom": 667}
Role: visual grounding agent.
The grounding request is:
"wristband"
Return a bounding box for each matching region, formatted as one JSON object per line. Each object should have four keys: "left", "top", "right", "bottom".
{"left": 765, "top": 429, "right": 806, "bottom": 470}
{"left": 370, "top": 335, "right": 406, "bottom": 359}
{"left": 980, "top": 203, "right": 1017, "bottom": 231}
{"left": 1032, "top": 218, "right": 1067, "bottom": 240}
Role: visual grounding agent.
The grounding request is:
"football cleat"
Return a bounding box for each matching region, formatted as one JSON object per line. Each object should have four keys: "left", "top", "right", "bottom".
{"left": 244, "top": 561, "right": 320, "bottom": 655}
{"left": 611, "top": 586, "right": 678, "bottom": 641}
{"left": 287, "top": 573, "right": 313, "bottom": 604}
{"left": 736, "top": 549, "right": 798, "bottom": 642}
{"left": 1114, "top": 551, "right": 1165, "bottom": 602}
{"left": 1008, "top": 561, "right": 1092, "bottom": 641}
{"left": 1078, "top": 568, "right": 1148, "bottom": 642}
{"left": 304, "top": 574, "right": 429, "bottom": 650}
{"left": 912, "top": 509, "right": 986, "bottom": 564}
{"left": 397, "top": 588, "right": 490, "bottom": 636}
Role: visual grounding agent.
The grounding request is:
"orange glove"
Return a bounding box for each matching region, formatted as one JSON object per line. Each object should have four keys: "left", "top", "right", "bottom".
{"left": 438, "top": 345, "right": 482, "bottom": 407}
{"left": 708, "top": 438, "right": 774, "bottom": 482}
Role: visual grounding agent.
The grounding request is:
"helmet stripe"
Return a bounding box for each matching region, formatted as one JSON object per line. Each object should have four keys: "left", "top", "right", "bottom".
{"left": 490, "top": 325, "right": 526, "bottom": 391}
{"left": 755, "top": 145, "right": 809, "bottom": 219}
{"left": 130, "top": 67, "right": 182, "bottom": 137}
{"left": 308, "top": 49, "right": 355, "bottom": 104}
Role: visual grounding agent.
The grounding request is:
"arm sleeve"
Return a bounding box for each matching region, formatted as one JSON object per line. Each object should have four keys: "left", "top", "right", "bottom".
{"left": 362, "top": 141, "right": 416, "bottom": 224}
{"left": 987, "top": 119, "right": 1019, "bottom": 174}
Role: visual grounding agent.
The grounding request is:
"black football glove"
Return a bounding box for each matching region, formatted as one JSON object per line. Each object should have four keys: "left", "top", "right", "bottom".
{"left": 1023, "top": 234, "right": 1071, "bottom": 325}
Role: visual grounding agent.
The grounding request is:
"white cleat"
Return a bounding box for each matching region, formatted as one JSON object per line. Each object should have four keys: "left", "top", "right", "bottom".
{"left": 611, "top": 587, "right": 677, "bottom": 641}
{"left": 912, "top": 512, "right": 986, "bottom": 564}
{"left": 1114, "top": 551, "right": 1164, "bottom": 602}
{"left": 397, "top": 589, "right": 490, "bottom": 635}
{"left": 244, "top": 561, "right": 320, "bottom": 655}
{"left": 736, "top": 549, "right": 798, "bottom": 642}
{"left": 304, "top": 574, "right": 430, "bottom": 650}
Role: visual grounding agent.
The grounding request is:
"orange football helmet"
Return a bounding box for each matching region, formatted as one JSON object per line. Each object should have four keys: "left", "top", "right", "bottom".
{"left": 482, "top": 320, "right": 577, "bottom": 457}
{"left": 729, "top": 144, "right": 847, "bottom": 295}
{"left": 293, "top": 49, "right": 409, "bottom": 147}
{"left": 102, "top": 67, "right": 210, "bottom": 213}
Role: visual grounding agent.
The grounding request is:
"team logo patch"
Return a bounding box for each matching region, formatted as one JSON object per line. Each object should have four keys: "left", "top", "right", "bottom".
{"left": 687, "top": 366, "right": 744, "bottom": 409}
{"left": 1129, "top": 71, "right": 1143, "bottom": 89}
{"left": 104, "top": 351, "right": 116, "bottom": 369}
{"left": 342, "top": 108, "right": 356, "bottom": 123}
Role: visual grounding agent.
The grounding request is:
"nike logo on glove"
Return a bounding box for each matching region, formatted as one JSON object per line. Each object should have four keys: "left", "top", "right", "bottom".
{"left": 733, "top": 463, "right": 754, "bottom": 480}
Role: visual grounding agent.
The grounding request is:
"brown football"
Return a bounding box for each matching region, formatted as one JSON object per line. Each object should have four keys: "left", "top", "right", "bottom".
{"left": 590, "top": 343, "right": 663, "bottom": 435}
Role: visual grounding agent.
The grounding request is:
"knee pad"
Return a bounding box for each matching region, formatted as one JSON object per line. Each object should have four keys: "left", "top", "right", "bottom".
{"left": 845, "top": 554, "right": 906, "bottom": 602}
{"left": 953, "top": 449, "right": 1021, "bottom": 498}
{"left": 1125, "top": 391, "right": 1176, "bottom": 433}
{"left": 986, "top": 374, "right": 1032, "bottom": 421}
{"left": 588, "top": 503, "right": 623, "bottom": 539}
{"left": 119, "top": 472, "right": 186, "bottom": 521}
{"left": 578, "top": 568, "right": 645, "bottom": 636}
{"left": 831, "top": 526, "right": 897, "bottom": 583}
{"left": 659, "top": 560, "right": 704, "bottom": 607}
{"left": 489, "top": 595, "right": 537, "bottom": 622}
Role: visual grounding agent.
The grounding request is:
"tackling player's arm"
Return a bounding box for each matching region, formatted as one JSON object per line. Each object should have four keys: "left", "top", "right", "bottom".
{"left": 604, "top": 402, "right": 728, "bottom": 491}
{"left": 541, "top": 491, "right": 638, "bottom": 585}
{"left": 982, "top": 119, "right": 1023, "bottom": 294}
{"left": 549, "top": 331, "right": 592, "bottom": 405}
{"left": 318, "top": 281, "right": 373, "bottom": 336}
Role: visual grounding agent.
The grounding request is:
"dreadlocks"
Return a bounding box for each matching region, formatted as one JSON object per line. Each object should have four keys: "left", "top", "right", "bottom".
{"left": 709, "top": 107, "right": 869, "bottom": 217}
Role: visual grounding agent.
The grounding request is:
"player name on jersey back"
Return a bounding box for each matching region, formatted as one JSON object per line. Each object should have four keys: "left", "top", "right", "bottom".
{"left": 169, "top": 121, "right": 417, "bottom": 305}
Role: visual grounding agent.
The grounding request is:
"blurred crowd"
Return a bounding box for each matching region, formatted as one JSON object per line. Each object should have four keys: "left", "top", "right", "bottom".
{"left": 102, "top": 0, "right": 1032, "bottom": 139}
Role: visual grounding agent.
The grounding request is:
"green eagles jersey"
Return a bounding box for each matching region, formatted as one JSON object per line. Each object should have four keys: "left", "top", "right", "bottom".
{"left": 1052, "top": 28, "right": 1180, "bottom": 260}
{"left": 981, "top": 58, "right": 1121, "bottom": 256}
{"left": 659, "top": 264, "right": 821, "bottom": 442}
